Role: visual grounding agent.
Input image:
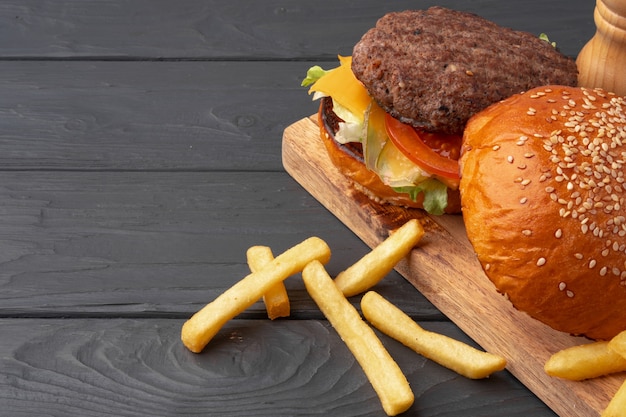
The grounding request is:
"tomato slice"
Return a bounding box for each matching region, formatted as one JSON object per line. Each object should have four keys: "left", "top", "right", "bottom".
{"left": 384, "top": 114, "right": 461, "bottom": 182}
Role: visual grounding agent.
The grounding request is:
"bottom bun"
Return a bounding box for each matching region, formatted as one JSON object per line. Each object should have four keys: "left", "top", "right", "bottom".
{"left": 317, "top": 98, "right": 461, "bottom": 214}
{"left": 460, "top": 85, "right": 626, "bottom": 340}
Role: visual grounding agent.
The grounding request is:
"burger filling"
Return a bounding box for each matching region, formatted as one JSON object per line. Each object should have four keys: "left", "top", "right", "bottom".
{"left": 302, "top": 56, "right": 460, "bottom": 215}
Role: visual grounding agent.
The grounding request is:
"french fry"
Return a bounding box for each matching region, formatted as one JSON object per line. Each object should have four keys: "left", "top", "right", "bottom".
{"left": 302, "top": 260, "right": 414, "bottom": 416}
{"left": 361, "top": 291, "right": 506, "bottom": 379}
{"left": 181, "top": 237, "right": 331, "bottom": 353}
{"left": 604, "top": 330, "right": 626, "bottom": 417}
{"left": 334, "top": 219, "right": 425, "bottom": 297}
{"left": 608, "top": 330, "right": 626, "bottom": 359}
{"left": 544, "top": 340, "right": 626, "bottom": 380}
{"left": 246, "top": 245, "right": 290, "bottom": 319}
{"left": 602, "top": 378, "right": 626, "bottom": 417}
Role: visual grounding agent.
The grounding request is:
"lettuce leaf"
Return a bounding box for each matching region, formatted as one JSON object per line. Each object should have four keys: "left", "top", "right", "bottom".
{"left": 394, "top": 179, "right": 449, "bottom": 215}
{"left": 301, "top": 65, "right": 330, "bottom": 87}
{"left": 539, "top": 33, "right": 557, "bottom": 48}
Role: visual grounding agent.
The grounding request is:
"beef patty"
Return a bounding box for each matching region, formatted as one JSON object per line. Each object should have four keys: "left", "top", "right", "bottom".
{"left": 351, "top": 7, "right": 579, "bottom": 135}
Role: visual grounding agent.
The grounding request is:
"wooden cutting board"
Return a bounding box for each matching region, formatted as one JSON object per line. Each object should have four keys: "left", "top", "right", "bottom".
{"left": 282, "top": 115, "right": 625, "bottom": 417}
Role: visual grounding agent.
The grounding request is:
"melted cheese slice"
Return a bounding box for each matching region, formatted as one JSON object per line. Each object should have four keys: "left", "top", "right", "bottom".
{"left": 308, "top": 56, "right": 371, "bottom": 123}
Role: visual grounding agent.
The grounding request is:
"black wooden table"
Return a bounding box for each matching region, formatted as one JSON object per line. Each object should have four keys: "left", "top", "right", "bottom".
{"left": 0, "top": 1, "right": 596, "bottom": 416}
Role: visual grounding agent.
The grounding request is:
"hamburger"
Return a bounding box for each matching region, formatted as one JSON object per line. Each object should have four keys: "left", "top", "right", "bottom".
{"left": 460, "top": 85, "right": 626, "bottom": 340}
{"left": 302, "top": 7, "right": 578, "bottom": 215}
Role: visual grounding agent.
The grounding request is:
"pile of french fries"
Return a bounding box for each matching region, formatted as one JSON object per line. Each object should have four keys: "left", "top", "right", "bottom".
{"left": 181, "top": 219, "right": 507, "bottom": 416}
{"left": 545, "top": 330, "right": 626, "bottom": 416}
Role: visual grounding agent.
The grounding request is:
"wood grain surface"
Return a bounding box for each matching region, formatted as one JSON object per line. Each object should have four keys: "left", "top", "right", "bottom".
{"left": 0, "top": 318, "right": 552, "bottom": 417}
{"left": 0, "top": 171, "right": 439, "bottom": 319}
{"left": 282, "top": 116, "right": 626, "bottom": 417}
{"left": 0, "top": 0, "right": 593, "bottom": 59}
{"left": 0, "top": 61, "right": 316, "bottom": 171}
{"left": 0, "top": 0, "right": 600, "bottom": 415}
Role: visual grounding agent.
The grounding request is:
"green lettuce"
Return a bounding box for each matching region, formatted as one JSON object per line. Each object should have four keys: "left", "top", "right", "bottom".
{"left": 394, "top": 179, "right": 449, "bottom": 215}
{"left": 301, "top": 66, "right": 330, "bottom": 87}
{"left": 539, "top": 33, "right": 557, "bottom": 48}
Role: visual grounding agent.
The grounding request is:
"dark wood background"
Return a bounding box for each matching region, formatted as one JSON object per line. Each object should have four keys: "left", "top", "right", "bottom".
{"left": 0, "top": 1, "right": 596, "bottom": 416}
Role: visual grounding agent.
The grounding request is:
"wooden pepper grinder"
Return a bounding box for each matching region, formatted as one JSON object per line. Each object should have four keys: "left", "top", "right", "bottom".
{"left": 576, "top": 0, "right": 626, "bottom": 96}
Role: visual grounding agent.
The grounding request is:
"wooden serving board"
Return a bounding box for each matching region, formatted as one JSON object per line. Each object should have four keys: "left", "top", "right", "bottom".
{"left": 282, "top": 115, "right": 625, "bottom": 417}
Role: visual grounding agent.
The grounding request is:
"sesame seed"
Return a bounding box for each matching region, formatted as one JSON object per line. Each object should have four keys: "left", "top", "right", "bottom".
{"left": 558, "top": 282, "right": 567, "bottom": 291}
{"left": 521, "top": 89, "right": 626, "bottom": 272}
{"left": 507, "top": 155, "right": 514, "bottom": 163}
{"left": 566, "top": 290, "right": 574, "bottom": 298}
{"left": 536, "top": 257, "right": 547, "bottom": 266}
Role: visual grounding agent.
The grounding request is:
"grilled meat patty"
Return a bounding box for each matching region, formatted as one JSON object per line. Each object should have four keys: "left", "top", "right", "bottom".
{"left": 351, "top": 7, "right": 579, "bottom": 135}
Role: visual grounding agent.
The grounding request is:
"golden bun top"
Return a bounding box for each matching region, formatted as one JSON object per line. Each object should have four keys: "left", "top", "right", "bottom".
{"left": 460, "top": 85, "right": 626, "bottom": 340}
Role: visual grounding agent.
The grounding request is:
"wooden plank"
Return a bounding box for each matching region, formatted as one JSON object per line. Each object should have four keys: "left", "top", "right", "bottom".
{"left": 282, "top": 116, "right": 624, "bottom": 417}
{"left": 0, "top": 318, "right": 555, "bottom": 416}
{"left": 0, "top": 0, "right": 594, "bottom": 59}
{"left": 0, "top": 61, "right": 318, "bottom": 171}
{"left": 0, "top": 170, "right": 438, "bottom": 319}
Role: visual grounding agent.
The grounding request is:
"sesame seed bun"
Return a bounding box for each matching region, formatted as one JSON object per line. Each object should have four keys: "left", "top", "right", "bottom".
{"left": 460, "top": 85, "right": 626, "bottom": 340}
